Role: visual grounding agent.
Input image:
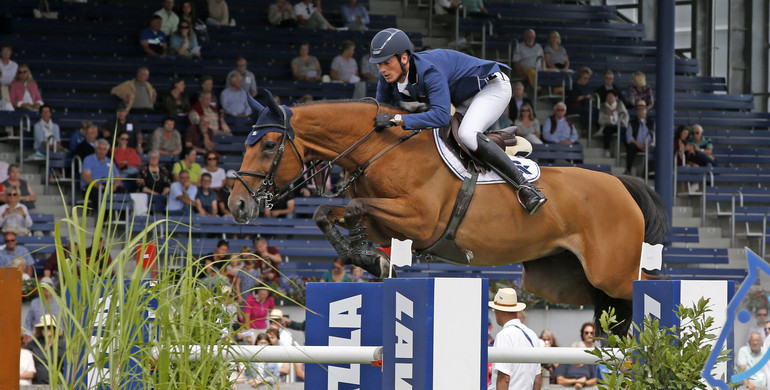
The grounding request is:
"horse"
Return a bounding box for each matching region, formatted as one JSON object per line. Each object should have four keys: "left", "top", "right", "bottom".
{"left": 228, "top": 92, "right": 668, "bottom": 334}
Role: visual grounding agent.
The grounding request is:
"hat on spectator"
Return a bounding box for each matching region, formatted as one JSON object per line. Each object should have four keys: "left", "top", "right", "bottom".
{"left": 635, "top": 100, "right": 647, "bottom": 108}
{"left": 269, "top": 308, "right": 284, "bottom": 320}
{"left": 226, "top": 170, "right": 238, "bottom": 179}
{"left": 35, "top": 314, "right": 57, "bottom": 328}
{"left": 488, "top": 288, "right": 526, "bottom": 312}
{"left": 39, "top": 277, "right": 55, "bottom": 287}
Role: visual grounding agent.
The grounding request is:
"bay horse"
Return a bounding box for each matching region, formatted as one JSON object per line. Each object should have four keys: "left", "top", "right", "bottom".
{"left": 228, "top": 92, "right": 667, "bottom": 333}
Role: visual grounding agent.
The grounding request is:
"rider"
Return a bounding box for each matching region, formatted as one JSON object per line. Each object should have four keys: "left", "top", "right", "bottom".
{"left": 369, "top": 28, "right": 547, "bottom": 215}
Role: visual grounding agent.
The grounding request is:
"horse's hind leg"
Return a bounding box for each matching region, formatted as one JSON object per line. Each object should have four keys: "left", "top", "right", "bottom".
{"left": 313, "top": 203, "right": 391, "bottom": 278}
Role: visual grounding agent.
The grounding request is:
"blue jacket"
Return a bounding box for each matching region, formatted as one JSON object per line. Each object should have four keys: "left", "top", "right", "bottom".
{"left": 375, "top": 49, "right": 508, "bottom": 130}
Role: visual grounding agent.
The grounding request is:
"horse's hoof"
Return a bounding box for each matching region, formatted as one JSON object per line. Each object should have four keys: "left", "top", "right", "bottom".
{"left": 373, "top": 248, "right": 394, "bottom": 279}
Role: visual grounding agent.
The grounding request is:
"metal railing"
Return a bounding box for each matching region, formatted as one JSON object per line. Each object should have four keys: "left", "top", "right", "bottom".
{"left": 18, "top": 114, "right": 31, "bottom": 172}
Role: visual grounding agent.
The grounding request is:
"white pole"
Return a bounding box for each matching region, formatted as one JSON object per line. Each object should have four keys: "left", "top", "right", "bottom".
{"left": 157, "top": 346, "right": 622, "bottom": 365}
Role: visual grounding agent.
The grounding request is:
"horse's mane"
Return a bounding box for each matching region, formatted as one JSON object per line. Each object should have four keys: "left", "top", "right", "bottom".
{"left": 291, "top": 98, "right": 403, "bottom": 112}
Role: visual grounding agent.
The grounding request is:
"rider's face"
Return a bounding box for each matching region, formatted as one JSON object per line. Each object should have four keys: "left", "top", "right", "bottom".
{"left": 377, "top": 54, "right": 408, "bottom": 83}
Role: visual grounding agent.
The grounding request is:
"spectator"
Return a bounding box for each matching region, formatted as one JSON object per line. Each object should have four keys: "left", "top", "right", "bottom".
{"left": 43, "top": 241, "right": 74, "bottom": 280}
{"left": 508, "top": 81, "right": 533, "bottom": 123}
{"left": 253, "top": 237, "right": 282, "bottom": 282}
{"left": 25, "top": 314, "right": 65, "bottom": 385}
{"left": 149, "top": 116, "right": 183, "bottom": 156}
{"left": 572, "top": 322, "right": 596, "bottom": 348}
{"left": 68, "top": 120, "right": 88, "bottom": 152}
{"left": 434, "top": 0, "right": 460, "bottom": 17}
{"left": 0, "top": 231, "right": 33, "bottom": 267}
{"left": 138, "top": 150, "right": 173, "bottom": 196}
{"left": 359, "top": 52, "right": 379, "bottom": 83}
{"left": 234, "top": 255, "right": 261, "bottom": 301}
{"left": 167, "top": 170, "right": 197, "bottom": 215}
{"left": 111, "top": 67, "right": 157, "bottom": 113}
{"left": 674, "top": 125, "right": 697, "bottom": 168}
{"left": 513, "top": 103, "right": 542, "bottom": 145}
{"left": 688, "top": 124, "right": 718, "bottom": 167}
{"left": 240, "top": 332, "right": 281, "bottom": 387}
{"left": 244, "top": 288, "right": 275, "bottom": 333}
{"left": 566, "top": 66, "right": 596, "bottom": 132}
{"left": 200, "top": 238, "right": 229, "bottom": 278}
{"left": 202, "top": 151, "right": 226, "bottom": 189}
{"left": 24, "top": 277, "right": 58, "bottom": 334}
{"left": 554, "top": 362, "right": 597, "bottom": 389}
{"left": 349, "top": 265, "right": 366, "bottom": 282}
{"left": 322, "top": 257, "right": 351, "bottom": 282}
{"left": 173, "top": 146, "right": 202, "bottom": 184}
{"left": 162, "top": 78, "right": 192, "bottom": 117}
{"left": 185, "top": 115, "right": 214, "bottom": 153}
{"left": 140, "top": 15, "right": 168, "bottom": 57}
{"left": 3, "top": 165, "right": 36, "bottom": 210}
{"left": 626, "top": 71, "right": 654, "bottom": 110}
{"left": 0, "top": 45, "right": 18, "bottom": 86}
{"left": 268, "top": 309, "right": 294, "bottom": 346}
{"left": 31, "top": 105, "right": 61, "bottom": 159}
{"left": 488, "top": 287, "right": 541, "bottom": 390}
{"left": 227, "top": 57, "right": 258, "bottom": 98}
{"left": 19, "top": 333, "right": 36, "bottom": 386}
{"left": 207, "top": 0, "right": 234, "bottom": 26}
{"left": 193, "top": 75, "right": 218, "bottom": 107}
{"left": 0, "top": 68, "right": 12, "bottom": 111}
{"left": 749, "top": 307, "right": 769, "bottom": 344}
{"left": 298, "top": 94, "right": 314, "bottom": 104}
{"left": 544, "top": 31, "right": 569, "bottom": 71}
{"left": 218, "top": 169, "right": 236, "bottom": 216}
{"left": 169, "top": 21, "right": 202, "bottom": 58}
{"left": 10, "top": 64, "right": 43, "bottom": 112}
{"left": 294, "top": 0, "right": 336, "bottom": 30}
{"left": 737, "top": 332, "right": 766, "bottom": 389}
{"left": 462, "top": 0, "right": 490, "bottom": 17}
{"left": 0, "top": 187, "right": 33, "bottom": 236}
{"left": 341, "top": 0, "right": 369, "bottom": 30}
{"left": 542, "top": 102, "right": 578, "bottom": 145}
{"left": 594, "top": 69, "right": 627, "bottom": 107}
{"left": 81, "top": 139, "right": 122, "bottom": 192}
{"left": 765, "top": 320, "right": 770, "bottom": 340}
{"left": 597, "top": 90, "right": 628, "bottom": 158}
{"left": 269, "top": 0, "right": 298, "bottom": 27}
{"left": 72, "top": 124, "right": 99, "bottom": 161}
{"left": 291, "top": 43, "right": 322, "bottom": 82}
{"left": 194, "top": 172, "right": 218, "bottom": 216}
{"left": 330, "top": 40, "right": 360, "bottom": 84}
{"left": 112, "top": 132, "right": 142, "bottom": 178}
{"left": 179, "top": 0, "right": 209, "bottom": 41}
{"left": 155, "top": 0, "right": 180, "bottom": 37}
{"left": 625, "top": 99, "right": 654, "bottom": 175}
{"left": 105, "top": 104, "right": 143, "bottom": 154}
{"left": 220, "top": 72, "right": 252, "bottom": 117}
{"left": 512, "top": 29, "right": 544, "bottom": 89}
{"left": 189, "top": 90, "right": 231, "bottom": 136}
{"left": 11, "top": 248, "right": 33, "bottom": 280}
{"left": 540, "top": 329, "right": 559, "bottom": 384}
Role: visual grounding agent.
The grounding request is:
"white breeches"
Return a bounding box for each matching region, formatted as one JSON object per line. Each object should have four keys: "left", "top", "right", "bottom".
{"left": 455, "top": 72, "right": 512, "bottom": 151}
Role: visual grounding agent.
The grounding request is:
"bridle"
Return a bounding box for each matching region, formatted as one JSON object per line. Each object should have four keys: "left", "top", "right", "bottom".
{"left": 233, "top": 98, "right": 421, "bottom": 209}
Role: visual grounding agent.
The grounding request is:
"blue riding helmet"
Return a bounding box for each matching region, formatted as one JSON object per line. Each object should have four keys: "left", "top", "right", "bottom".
{"left": 369, "top": 28, "right": 412, "bottom": 64}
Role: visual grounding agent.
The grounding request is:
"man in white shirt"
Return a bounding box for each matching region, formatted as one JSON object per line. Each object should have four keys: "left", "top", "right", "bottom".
{"left": 512, "top": 29, "right": 543, "bottom": 90}
{"left": 294, "top": 0, "right": 335, "bottom": 30}
{"left": 488, "top": 288, "right": 541, "bottom": 390}
{"left": 739, "top": 332, "right": 767, "bottom": 389}
{"left": 0, "top": 45, "right": 18, "bottom": 86}
{"left": 154, "top": 0, "right": 180, "bottom": 37}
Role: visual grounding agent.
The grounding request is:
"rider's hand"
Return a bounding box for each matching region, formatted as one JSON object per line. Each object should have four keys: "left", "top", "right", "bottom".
{"left": 374, "top": 113, "right": 399, "bottom": 131}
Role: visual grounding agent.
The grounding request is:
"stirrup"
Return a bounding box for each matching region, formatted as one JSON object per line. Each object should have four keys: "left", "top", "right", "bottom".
{"left": 516, "top": 186, "right": 546, "bottom": 215}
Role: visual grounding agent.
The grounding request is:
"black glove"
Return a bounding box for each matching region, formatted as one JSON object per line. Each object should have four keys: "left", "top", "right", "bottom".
{"left": 374, "top": 113, "right": 398, "bottom": 132}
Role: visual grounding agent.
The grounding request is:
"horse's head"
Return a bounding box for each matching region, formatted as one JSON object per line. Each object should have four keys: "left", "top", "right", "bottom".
{"left": 229, "top": 90, "right": 303, "bottom": 223}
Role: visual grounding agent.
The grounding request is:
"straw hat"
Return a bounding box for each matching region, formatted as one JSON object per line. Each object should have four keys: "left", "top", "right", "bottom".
{"left": 35, "top": 314, "right": 57, "bottom": 328}
{"left": 488, "top": 288, "right": 527, "bottom": 312}
{"left": 635, "top": 99, "right": 647, "bottom": 108}
{"left": 269, "top": 309, "right": 284, "bottom": 320}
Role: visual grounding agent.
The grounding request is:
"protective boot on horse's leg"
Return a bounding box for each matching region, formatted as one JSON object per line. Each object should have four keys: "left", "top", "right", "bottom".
{"left": 343, "top": 199, "right": 392, "bottom": 278}
{"left": 473, "top": 133, "right": 547, "bottom": 215}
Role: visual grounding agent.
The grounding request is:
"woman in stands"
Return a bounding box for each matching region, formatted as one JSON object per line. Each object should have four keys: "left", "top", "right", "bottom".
{"left": 178, "top": 0, "right": 208, "bottom": 41}
{"left": 169, "top": 22, "right": 201, "bottom": 59}
{"left": 674, "top": 125, "right": 697, "bottom": 167}
{"left": 112, "top": 132, "right": 142, "bottom": 179}
{"left": 597, "top": 90, "right": 628, "bottom": 158}
{"left": 291, "top": 43, "right": 322, "bottom": 82}
{"left": 626, "top": 71, "right": 654, "bottom": 110}
{"left": 0, "top": 186, "right": 33, "bottom": 236}
{"left": 162, "top": 78, "right": 192, "bottom": 116}
{"left": 513, "top": 102, "right": 542, "bottom": 145}
{"left": 9, "top": 64, "right": 43, "bottom": 112}
{"left": 138, "top": 150, "right": 172, "bottom": 196}
{"left": 369, "top": 28, "right": 545, "bottom": 215}
{"left": 172, "top": 146, "right": 202, "bottom": 185}
{"left": 202, "top": 151, "right": 226, "bottom": 189}
{"left": 544, "top": 31, "right": 570, "bottom": 72}
{"left": 3, "top": 164, "right": 36, "bottom": 210}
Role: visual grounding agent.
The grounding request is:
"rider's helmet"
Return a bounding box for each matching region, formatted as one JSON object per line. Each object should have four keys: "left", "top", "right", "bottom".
{"left": 369, "top": 28, "right": 412, "bottom": 64}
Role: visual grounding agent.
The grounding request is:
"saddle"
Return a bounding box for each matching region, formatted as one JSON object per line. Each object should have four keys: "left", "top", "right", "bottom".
{"left": 439, "top": 113, "right": 519, "bottom": 172}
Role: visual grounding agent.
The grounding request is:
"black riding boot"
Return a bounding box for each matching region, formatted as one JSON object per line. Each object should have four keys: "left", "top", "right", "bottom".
{"left": 474, "top": 133, "right": 547, "bottom": 215}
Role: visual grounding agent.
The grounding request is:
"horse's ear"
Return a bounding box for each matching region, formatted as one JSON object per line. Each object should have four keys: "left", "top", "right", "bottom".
{"left": 262, "top": 89, "right": 281, "bottom": 115}
{"left": 247, "top": 93, "right": 265, "bottom": 114}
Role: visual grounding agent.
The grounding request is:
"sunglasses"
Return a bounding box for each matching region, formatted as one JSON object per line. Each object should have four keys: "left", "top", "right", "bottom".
{"left": 583, "top": 331, "right": 594, "bottom": 335}
{"left": 5, "top": 239, "right": 16, "bottom": 243}
{"left": 119, "top": 137, "right": 129, "bottom": 141}
{"left": 520, "top": 109, "right": 531, "bottom": 112}
{"left": 759, "top": 313, "right": 768, "bottom": 317}
{"left": 180, "top": 25, "right": 190, "bottom": 29}
{"left": 8, "top": 193, "right": 18, "bottom": 197}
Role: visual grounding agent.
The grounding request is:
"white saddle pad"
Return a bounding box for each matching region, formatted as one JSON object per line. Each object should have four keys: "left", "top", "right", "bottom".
{"left": 433, "top": 128, "right": 541, "bottom": 184}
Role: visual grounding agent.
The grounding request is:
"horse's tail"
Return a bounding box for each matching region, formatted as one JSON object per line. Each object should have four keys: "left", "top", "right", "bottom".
{"left": 592, "top": 175, "right": 669, "bottom": 336}
{"left": 616, "top": 175, "right": 669, "bottom": 244}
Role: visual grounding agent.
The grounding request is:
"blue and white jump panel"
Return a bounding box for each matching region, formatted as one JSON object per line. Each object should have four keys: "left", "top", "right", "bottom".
{"left": 305, "top": 282, "right": 384, "bottom": 390}
{"left": 382, "top": 278, "right": 488, "bottom": 390}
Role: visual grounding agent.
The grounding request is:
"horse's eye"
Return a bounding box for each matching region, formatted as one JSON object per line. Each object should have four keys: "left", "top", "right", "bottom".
{"left": 263, "top": 140, "right": 277, "bottom": 151}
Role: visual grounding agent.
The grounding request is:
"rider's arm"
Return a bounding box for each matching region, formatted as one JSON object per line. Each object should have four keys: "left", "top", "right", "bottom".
{"left": 401, "top": 69, "right": 451, "bottom": 130}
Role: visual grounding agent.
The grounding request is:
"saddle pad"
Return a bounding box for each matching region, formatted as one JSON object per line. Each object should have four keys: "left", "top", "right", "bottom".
{"left": 433, "top": 128, "right": 540, "bottom": 184}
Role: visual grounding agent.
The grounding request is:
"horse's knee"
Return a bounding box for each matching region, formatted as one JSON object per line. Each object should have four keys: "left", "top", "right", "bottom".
{"left": 313, "top": 205, "right": 333, "bottom": 229}
{"left": 343, "top": 199, "right": 367, "bottom": 222}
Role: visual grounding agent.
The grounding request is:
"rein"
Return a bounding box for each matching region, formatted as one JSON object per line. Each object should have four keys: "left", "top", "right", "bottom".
{"left": 235, "top": 99, "right": 420, "bottom": 208}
